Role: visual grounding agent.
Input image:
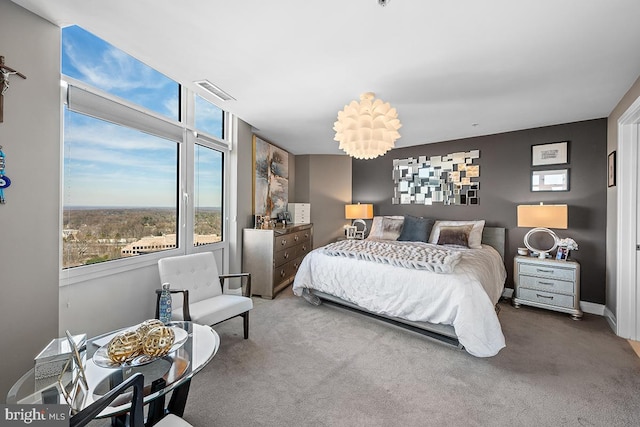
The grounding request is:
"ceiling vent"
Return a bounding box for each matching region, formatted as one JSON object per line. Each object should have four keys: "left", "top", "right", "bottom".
{"left": 194, "top": 79, "right": 235, "bottom": 101}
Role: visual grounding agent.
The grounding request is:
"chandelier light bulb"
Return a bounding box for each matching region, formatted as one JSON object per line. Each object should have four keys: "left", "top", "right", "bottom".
{"left": 333, "top": 92, "right": 402, "bottom": 159}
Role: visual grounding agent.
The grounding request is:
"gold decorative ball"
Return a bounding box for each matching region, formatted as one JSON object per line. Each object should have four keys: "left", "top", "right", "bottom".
{"left": 136, "top": 319, "right": 164, "bottom": 340}
{"left": 107, "top": 331, "right": 142, "bottom": 363}
{"left": 142, "top": 326, "right": 175, "bottom": 357}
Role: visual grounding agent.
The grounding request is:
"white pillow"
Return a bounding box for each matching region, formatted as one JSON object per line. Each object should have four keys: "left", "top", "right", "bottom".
{"left": 367, "top": 216, "right": 404, "bottom": 240}
{"left": 429, "top": 220, "right": 485, "bottom": 249}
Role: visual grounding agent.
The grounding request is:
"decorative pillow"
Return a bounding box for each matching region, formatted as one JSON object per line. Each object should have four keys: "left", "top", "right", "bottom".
{"left": 429, "top": 220, "right": 485, "bottom": 249}
{"left": 367, "top": 216, "right": 404, "bottom": 240}
{"left": 397, "top": 215, "right": 435, "bottom": 243}
{"left": 380, "top": 216, "right": 405, "bottom": 240}
{"left": 436, "top": 225, "right": 474, "bottom": 247}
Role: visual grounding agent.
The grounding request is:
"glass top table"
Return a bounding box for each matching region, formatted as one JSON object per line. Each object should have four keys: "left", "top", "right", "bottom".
{"left": 7, "top": 321, "right": 219, "bottom": 420}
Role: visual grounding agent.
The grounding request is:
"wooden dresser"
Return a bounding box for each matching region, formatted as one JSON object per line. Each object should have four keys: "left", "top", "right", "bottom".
{"left": 242, "top": 223, "right": 313, "bottom": 299}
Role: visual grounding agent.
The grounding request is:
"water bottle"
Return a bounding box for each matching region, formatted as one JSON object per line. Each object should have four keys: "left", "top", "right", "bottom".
{"left": 159, "top": 282, "right": 172, "bottom": 324}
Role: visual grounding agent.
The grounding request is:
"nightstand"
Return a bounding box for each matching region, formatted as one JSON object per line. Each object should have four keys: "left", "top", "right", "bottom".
{"left": 513, "top": 256, "right": 582, "bottom": 320}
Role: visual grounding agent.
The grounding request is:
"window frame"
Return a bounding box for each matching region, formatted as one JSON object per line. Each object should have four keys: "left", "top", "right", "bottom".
{"left": 60, "top": 74, "right": 231, "bottom": 286}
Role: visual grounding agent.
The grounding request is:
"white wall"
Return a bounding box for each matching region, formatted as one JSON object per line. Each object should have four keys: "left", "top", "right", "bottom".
{"left": 0, "top": 1, "right": 60, "bottom": 399}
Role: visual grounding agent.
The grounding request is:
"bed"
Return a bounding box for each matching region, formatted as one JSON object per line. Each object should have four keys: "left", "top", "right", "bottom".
{"left": 292, "top": 216, "right": 507, "bottom": 357}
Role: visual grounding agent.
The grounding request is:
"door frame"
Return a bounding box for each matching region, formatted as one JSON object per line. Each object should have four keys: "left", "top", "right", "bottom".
{"left": 617, "top": 95, "right": 640, "bottom": 340}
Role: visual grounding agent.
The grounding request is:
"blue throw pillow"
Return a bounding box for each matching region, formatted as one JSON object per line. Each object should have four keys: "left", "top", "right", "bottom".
{"left": 397, "top": 215, "right": 434, "bottom": 242}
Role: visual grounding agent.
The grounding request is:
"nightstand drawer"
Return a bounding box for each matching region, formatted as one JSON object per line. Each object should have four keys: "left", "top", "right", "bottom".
{"left": 518, "top": 288, "right": 574, "bottom": 309}
{"left": 519, "top": 263, "right": 575, "bottom": 281}
{"left": 519, "top": 275, "right": 574, "bottom": 294}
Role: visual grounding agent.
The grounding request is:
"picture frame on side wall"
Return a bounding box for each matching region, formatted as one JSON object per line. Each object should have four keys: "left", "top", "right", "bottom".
{"left": 531, "top": 141, "right": 569, "bottom": 166}
{"left": 608, "top": 151, "right": 616, "bottom": 187}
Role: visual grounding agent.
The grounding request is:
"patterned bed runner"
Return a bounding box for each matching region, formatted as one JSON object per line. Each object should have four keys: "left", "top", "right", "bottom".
{"left": 323, "top": 239, "right": 462, "bottom": 273}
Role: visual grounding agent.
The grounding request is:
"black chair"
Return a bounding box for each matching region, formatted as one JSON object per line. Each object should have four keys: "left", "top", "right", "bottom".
{"left": 70, "top": 373, "right": 193, "bottom": 427}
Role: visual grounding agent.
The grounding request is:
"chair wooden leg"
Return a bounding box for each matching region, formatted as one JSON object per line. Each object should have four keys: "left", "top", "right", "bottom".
{"left": 243, "top": 311, "right": 249, "bottom": 339}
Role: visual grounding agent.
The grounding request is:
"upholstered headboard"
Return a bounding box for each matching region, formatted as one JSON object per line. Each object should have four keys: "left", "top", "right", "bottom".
{"left": 481, "top": 227, "right": 505, "bottom": 260}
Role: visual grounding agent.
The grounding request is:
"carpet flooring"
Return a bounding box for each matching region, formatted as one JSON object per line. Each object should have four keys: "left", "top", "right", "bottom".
{"left": 180, "top": 287, "right": 640, "bottom": 427}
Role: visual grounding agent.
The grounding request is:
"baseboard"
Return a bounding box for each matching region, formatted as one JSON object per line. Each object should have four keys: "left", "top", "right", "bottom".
{"left": 580, "top": 301, "right": 605, "bottom": 316}
{"left": 604, "top": 306, "right": 617, "bottom": 332}
{"left": 502, "top": 288, "right": 605, "bottom": 317}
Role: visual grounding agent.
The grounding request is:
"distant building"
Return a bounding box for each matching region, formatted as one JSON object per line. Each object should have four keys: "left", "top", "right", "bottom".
{"left": 121, "top": 233, "right": 220, "bottom": 255}
{"left": 62, "top": 229, "right": 78, "bottom": 239}
{"left": 121, "top": 234, "right": 177, "bottom": 255}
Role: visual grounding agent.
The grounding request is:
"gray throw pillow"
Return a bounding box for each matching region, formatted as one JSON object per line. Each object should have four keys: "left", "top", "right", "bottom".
{"left": 397, "top": 215, "right": 435, "bottom": 243}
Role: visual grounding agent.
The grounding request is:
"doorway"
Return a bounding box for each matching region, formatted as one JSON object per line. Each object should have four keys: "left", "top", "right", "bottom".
{"left": 616, "top": 95, "right": 640, "bottom": 340}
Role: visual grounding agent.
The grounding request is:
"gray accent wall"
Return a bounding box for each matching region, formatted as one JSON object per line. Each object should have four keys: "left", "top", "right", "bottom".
{"left": 0, "top": 1, "right": 61, "bottom": 399}
{"left": 352, "top": 119, "right": 607, "bottom": 304}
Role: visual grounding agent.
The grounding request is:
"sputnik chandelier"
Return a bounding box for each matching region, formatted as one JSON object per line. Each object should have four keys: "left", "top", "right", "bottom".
{"left": 333, "top": 92, "right": 402, "bottom": 160}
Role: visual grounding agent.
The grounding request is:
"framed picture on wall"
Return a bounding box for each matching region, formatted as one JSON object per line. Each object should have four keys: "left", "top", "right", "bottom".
{"left": 531, "top": 141, "right": 569, "bottom": 166}
{"left": 608, "top": 151, "right": 616, "bottom": 187}
{"left": 531, "top": 169, "right": 569, "bottom": 192}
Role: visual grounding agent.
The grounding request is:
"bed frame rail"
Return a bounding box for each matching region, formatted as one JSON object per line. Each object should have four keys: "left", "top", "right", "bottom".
{"left": 312, "top": 290, "right": 463, "bottom": 350}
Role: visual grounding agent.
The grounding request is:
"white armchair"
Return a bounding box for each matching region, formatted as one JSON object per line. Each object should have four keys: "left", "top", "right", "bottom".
{"left": 156, "top": 252, "right": 253, "bottom": 339}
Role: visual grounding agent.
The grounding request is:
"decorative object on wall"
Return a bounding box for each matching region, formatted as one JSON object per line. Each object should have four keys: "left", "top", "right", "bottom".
{"left": 0, "top": 145, "right": 9, "bottom": 204}
{"left": 0, "top": 56, "right": 27, "bottom": 123}
{"left": 517, "top": 203, "right": 568, "bottom": 259}
{"left": 608, "top": 151, "right": 616, "bottom": 187}
{"left": 531, "top": 169, "right": 569, "bottom": 192}
{"left": 531, "top": 141, "right": 568, "bottom": 166}
{"left": 253, "top": 135, "right": 289, "bottom": 218}
{"left": 345, "top": 203, "right": 374, "bottom": 238}
{"left": 333, "top": 92, "right": 401, "bottom": 160}
{"left": 392, "top": 150, "right": 480, "bottom": 205}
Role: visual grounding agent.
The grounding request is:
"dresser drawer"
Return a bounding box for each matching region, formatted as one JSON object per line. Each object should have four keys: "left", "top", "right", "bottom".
{"left": 274, "top": 232, "right": 298, "bottom": 250}
{"left": 274, "top": 247, "right": 296, "bottom": 267}
{"left": 519, "top": 275, "right": 574, "bottom": 294}
{"left": 518, "top": 288, "right": 574, "bottom": 309}
{"left": 293, "top": 229, "right": 312, "bottom": 244}
{"left": 519, "top": 263, "right": 575, "bottom": 281}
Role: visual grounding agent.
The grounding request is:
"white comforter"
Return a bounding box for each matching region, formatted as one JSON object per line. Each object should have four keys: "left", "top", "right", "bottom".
{"left": 292, "top": 242, "right": 507, "bottom": 357}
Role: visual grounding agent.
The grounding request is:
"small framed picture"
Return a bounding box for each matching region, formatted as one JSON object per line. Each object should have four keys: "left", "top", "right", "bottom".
{"left": 556, "top": 247, "right": 569, "bottom": 261}
{"left": 532, "top": 141, "right": 569, "bottom": 166}
{"left": 345, "top": 226, "right": 357, "bottom": 239}
{"left": 608, "top": 151, "right": 616, "bottom": 187}
{"left": 531, "top": 169, "right": 569, "bottom": 192}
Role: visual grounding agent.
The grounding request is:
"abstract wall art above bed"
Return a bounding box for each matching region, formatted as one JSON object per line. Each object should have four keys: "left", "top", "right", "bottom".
{"left": 392, "top": 150, "right": 480, "bottom": 206}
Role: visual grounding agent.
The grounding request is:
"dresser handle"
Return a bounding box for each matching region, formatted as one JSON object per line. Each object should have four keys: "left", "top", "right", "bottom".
{"left": 536, "top": 294, "right": 554, "bottom": 300}
{"left": 284, "top": 252, "right": 289, "bottom": 259}
{"left": 294, "top": 235, "right": 299, "bottom": 241}
{"left": 281, "top": 239, "right": 287, "bottom": 246}
{"left": 536, "top": 268, "right": 554, "bottom": 273}
{"left": 538, "top": 281, "right": 554, "bottom": 286}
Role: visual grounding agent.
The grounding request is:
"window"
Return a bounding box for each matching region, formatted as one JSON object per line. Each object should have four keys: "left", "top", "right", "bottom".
{"left": 194, "top": 144, "right": 224, "bottom": 246}
{"left": 61, "top": 26, "right": 229, "bottom": 272}
{"left": 194, "top": 94, "right": 224, "bottom": 138}
{"left": 62, "top": 25, "right": 179, "bottom": 121}
{"left": 62, "top": 109, "right": 178, "bottom": 268}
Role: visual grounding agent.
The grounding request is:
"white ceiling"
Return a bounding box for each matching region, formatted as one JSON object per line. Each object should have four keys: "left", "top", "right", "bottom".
{"left": 12, "top": 0, "right": 640, "bottom": 155}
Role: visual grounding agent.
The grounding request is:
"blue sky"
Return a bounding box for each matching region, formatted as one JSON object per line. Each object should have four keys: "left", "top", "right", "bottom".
{"left": 62, "top": 26, "right": 223, "bottom": 208}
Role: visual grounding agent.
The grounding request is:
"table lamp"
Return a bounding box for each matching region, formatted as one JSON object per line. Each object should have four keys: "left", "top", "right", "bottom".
{"left": 517, "top": 203, "right": 568, "bottom": 259}
{"left": 345, "top": 203, "right": 373, "bottom": 239}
